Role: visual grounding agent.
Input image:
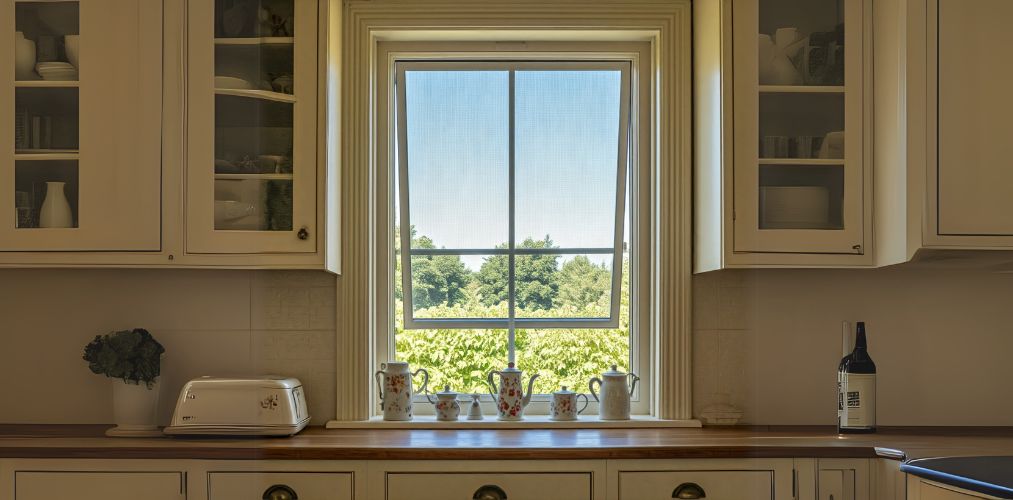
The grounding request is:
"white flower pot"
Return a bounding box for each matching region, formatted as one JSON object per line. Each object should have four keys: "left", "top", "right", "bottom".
{"left": 106, "top": 379, "right": 162, "bottom": 437}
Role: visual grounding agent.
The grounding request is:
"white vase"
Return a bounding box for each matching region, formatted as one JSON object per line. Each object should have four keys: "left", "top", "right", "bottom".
{"left": 39, "top": 182, "right": 73, "bottom": 228}
{"left": 15, "top": 35, "right": 37, "bottom": 81}
{"left": 108, "top": 379, "right": 161, "bottom": 437}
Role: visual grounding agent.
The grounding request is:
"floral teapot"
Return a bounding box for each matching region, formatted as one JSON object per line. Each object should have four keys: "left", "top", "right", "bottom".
{"left": 374, "top": 361, "right": 429, "bottom": 421}
{"left": 487, "top": 362, "right": 539, "bottom": 421}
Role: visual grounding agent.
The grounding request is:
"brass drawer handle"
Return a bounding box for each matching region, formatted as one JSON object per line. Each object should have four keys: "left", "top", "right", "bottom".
{"left": 673, "top": 482, "right": 706, "bottom": 499}
{"left": 473, "top": 484, "right": 507, "bottom": 500}
{"left": 263, "top": 484, "right": 298, "bottom": 500}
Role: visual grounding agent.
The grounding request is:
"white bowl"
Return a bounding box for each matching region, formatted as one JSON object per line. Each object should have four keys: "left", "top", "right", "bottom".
{"left": 214, "top": 75, "right": 253, "bottom": 90}
{"left": 64, "top": 35, "right": 80, "bottom": 69}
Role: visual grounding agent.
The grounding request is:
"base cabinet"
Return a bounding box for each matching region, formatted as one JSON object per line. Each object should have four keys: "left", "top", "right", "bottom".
{"left": 208, "top": 472, "right": 353, "bottom": 500}
{"left": 907, "top": 477, "right": 997, "bottom": 500}
{"left": 14, "top": 472, "right": 183, "bottom": 500}
{"left": 618, "top": 470, "right": 774, "bottom": 500}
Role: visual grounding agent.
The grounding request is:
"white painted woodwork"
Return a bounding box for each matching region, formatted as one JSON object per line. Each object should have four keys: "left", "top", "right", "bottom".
{"left": 821, "top": 469, "right": 846, "bottom": 500}
{"left": 0, "top": 0, "right": 162, "bottom": 252}
{"left": 333, "top": 0, "right": 693, "bottom": 423}
{"left": 386, "top": 472, "right": 592, "bottom": 500}
{"left": 618, "top": 471, "right": 773, "bottom": 499}
{"left": 14, "top": 472, "right": 183, "bottom": 500}
{"left": 936, "top": 0, "right": 1013, "bottom": 237}
{"left": 208, "top": 472, "right": 353, "bottom": 500}
{"left": 185, "top": 0, "right": 319, "bottom": 254}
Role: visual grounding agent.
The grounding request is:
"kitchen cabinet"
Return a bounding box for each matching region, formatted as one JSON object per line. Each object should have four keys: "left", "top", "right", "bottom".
{"left": 209, "top": 471, "right": 353, "bottom": 500}
{"left": 0, "top": 0, "right": 162, "bottom": 252}
{"left": 14, "top": 471, "right": 183, "bottom": 500}
{"left": 907, "top": 478, "right": 996, "bottom": 500}
{"left": 818, "top": 459, "right": 870, "bottom": 500}
{"left": 609, "top": 459, "right": 796, "bottom": 500}
{"left": 695, "top": 0, "right": 873, "bottom": 271}
{"left": 186, "top": 0, "right": 320, "bottom": 256}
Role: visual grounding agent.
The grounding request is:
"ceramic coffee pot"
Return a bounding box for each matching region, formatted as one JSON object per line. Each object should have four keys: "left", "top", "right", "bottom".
{"left": 487, "top": 362, "right": 539, "bottom": 421}
{"left": 550, "top": 386, "right": 589, "bottom": 421}
{"left": 426, "top": 385, "right": 461, "bottom": 422}
{"left": 589, "top": 365, "right": 640, "bottom": 420}
{"left": 374, "top": 361, "right": 429, "bottom": 421}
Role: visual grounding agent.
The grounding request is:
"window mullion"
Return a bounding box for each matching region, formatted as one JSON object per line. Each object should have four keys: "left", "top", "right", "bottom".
{"left": 507, "top": 69, "right": 517, "bottom": 365}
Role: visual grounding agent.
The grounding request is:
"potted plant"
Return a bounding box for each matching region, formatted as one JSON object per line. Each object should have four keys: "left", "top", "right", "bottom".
{"left": 82, "top": 328, "right": 165, "bottom": 437}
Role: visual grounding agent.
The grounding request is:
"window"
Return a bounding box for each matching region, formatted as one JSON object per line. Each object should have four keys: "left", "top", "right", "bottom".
{"left": 390, "top": 59, "right": 638, "bottom": 398}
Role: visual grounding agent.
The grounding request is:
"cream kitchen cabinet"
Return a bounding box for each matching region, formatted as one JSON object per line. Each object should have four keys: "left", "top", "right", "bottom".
{"left": 695, "top": 0, "right": 873, "bottom": 271}
{"left": 13, "top": 471, "right": 183, "bottom": 500}
{"left": 608, "top": 458, "right": 796, "bottom": 500}
{"left": 907, "top": 477, "right": 997, "bottom": 500}
{"left": 209, "top": 471, "right": 354, "bottom": 500}
{"left": 0, "top": 0, "right": 162, "bottom": 252}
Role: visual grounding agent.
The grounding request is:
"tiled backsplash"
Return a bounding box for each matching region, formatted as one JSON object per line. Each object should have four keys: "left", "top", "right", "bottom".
{"left": 3, "top": 265, "right": 1012, "bottom": 426}
{"left": 0, "top": 269, "right": 336, "bottom": 425}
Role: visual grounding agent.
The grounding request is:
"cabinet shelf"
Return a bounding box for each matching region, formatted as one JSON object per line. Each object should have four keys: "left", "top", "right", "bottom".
{"left": 15, "top": 80, "right": 79, "bottom": 88}
{"left": 759, "top": 85, "right": 845, "bottom": 94}
{"left": 214, "top": 173, "right": 294, "bottom": 181}
{"left": 215, "top": 37, "right": 294, "bottom": 46}
{"left": 15, "top": 150, "right": 80, "bottom": 161}
{"left": 758, "top": 158, "right": 845, "bottom": 165}
{"left": 214, "top": 89, "right": 296, "bottom": 103}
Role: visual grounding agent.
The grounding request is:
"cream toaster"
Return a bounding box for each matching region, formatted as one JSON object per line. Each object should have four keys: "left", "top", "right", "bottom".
{"left": 164, "top": 376, "right": 310, "bottom": 436}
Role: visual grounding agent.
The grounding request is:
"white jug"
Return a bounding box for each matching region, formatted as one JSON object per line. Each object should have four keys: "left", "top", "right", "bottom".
{"left": 589, "top": 365, "right": 639, "bottom": 420}
{"left": 374, "top": 361, "right": 429, "bottom": 421}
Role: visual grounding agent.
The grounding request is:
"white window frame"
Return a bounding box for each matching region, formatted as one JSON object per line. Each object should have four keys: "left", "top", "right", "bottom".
{"left": 329, "top": 0, "right": 694, "bottom": 426}
{"left": 396, "top": 60, "right": 632, "bottom": 331}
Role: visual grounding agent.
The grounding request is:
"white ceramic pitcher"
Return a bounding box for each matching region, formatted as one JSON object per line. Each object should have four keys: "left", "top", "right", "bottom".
{"left": 375, "top": 361, "right": 429, "bottom": 421}
{"left": 589, "top": 365, "right": 640, "bottom": 420}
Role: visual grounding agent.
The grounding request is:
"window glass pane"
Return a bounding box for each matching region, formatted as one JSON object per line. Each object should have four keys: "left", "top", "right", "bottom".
{"left": 512, "top": 253, "right": 615, "bottom": 319}
{"left": 395, "top": 327, "right": 508, "bottom": 395}
{"left": 515, "top": 70, "right": 623, "bottom": 248}
{"left": 404, "top": 70, "right": 509, "bottom": 249}
{"left": 408, "top": 253, "right": 506, "bottom": 319}
{"left": 516, "top": 327, "right": 631, "bottom": 396}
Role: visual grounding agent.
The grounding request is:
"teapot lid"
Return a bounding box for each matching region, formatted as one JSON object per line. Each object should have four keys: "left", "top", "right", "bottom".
{"left": 554, "top": 385, "right": 576, "bottom": 395}
{"left": 501, "top": 362, "right": 521, "bottom": 372}
{"left": 436, "top": 385, "right": 457, "bottom": 398}
{"left": 603, "top": 364, "right": 627, "bottom": 377}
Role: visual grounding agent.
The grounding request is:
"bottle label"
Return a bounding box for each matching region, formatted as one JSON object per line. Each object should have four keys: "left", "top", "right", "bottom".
{"left": 840, "top": 373, "right": 876, "bottom": 428}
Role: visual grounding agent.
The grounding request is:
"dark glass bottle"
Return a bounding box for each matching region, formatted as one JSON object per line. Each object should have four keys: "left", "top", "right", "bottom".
{"left": 838, "top": 322, "right": 877, "bottom": 433}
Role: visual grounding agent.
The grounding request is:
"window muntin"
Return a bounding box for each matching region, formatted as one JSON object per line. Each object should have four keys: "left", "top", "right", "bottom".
{"left": 396, "top": 61, "right": 632, "bottom": 333}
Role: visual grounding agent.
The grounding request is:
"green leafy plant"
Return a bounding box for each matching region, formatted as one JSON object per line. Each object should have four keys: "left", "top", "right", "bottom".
{"left": 82, "top": 329, "right": 165, "bottom": 388}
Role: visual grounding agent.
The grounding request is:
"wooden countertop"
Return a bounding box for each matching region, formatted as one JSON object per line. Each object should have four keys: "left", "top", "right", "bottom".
{"left": 2, "top": 425, "right": 1013, "bottom": 461}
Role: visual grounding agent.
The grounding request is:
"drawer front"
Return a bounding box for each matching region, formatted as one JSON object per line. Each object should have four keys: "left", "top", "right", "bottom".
{"left": 16, "top": 472, "right": 183, "bottom": 500}
{"left": 619, "top": 471, "right": 773, "bottom": 500}
{"left": 209, "top": 472, "right": 353, "bottom": 500}
{"left": 919, "top": 481, "right": 990, "bottom": 500}
{"left": 385, "top": 472, "right": 592, "bottom": 500}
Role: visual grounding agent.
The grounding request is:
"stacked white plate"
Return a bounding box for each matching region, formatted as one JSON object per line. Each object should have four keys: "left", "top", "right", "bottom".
{"left": 36, "top": 62, "right": 78, "bottom": 81}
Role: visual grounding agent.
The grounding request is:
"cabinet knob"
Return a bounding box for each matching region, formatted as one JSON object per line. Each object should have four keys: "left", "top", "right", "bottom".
{"left": 672, "top": 482, "right": 706, "bottom": 499}
{"left": 263, "top": 484, "right": 298, "bottom": 500}
{"left": 297, "top": 227, "right": 310, "bottom": 240}
{"left": 473, "top": 484, "right": 507, "bottom": 500}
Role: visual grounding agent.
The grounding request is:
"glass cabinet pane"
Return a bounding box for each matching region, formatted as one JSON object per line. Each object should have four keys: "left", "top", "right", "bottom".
{"left": 759, "top": 165, "right": 843, "bottom": 230}
{"left": 758, "top": 0, "right": 844, "bottom": 87}
{"left": 213, "top": 0, "right": 295, "bottom": 232}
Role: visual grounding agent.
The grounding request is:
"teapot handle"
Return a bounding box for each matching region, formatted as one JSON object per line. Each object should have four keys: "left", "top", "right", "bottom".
{"left": 589, "top": 377, "right": 602, "bottom": 402}
{"left": 487, "top": 371, "right": 500, "bottom": 398}
{"left": 628, "top": 373, "right": 640, "bottom": 396}
{"left": 576, "top": 393, "right": 590, "bottom": 414}
{"left": 373, "top": 368, "right": 385, "bottom": 409}
{"left": 412, "top": 368, "right": 430, "bottom": 396}
{"left": 425, "top": 387, "right": 437, "bottom": 405}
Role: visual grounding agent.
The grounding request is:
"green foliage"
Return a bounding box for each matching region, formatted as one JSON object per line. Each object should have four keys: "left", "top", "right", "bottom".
{"left": 557, "top": 255, "right": 611, "bottom": 309}
{"left": 477, "top": 236, "right": 559, "bottom": 310}
{"left": 82, "top": 329, "right": 164, "bottom": 388}
{"left": 395, "top": 227, "right": 472, "bottom": 309}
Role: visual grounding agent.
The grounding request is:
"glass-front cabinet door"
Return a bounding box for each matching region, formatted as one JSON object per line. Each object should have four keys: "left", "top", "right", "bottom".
{"left": 0, "top": 0, "right": 162, "bottom": 251}
{"left": 186, "top": 0, "right": 317, "bottom": 254}
{"left": 732, "top": 0, "right": 865, "bottom": 254}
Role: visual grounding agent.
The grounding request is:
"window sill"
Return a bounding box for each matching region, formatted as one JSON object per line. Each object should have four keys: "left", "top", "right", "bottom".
{"left": 325, "top": 415, "right": 702, "bottom": 429}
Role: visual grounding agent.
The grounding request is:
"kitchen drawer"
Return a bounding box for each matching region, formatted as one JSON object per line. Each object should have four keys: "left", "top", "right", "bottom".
{"left": 385, "top": 472, "right": 592, "bottom": 500}
{"left": 209, "top": 472, "right": 353, "bottom": 500}
{"left": 619, "top": 471, "right": 773, "bottom": 500}
{"left": 15, "top": 472, "right": 183, "bottom": 500}
{"left": 916, "top": 480, "right": 991, "bottom": 500}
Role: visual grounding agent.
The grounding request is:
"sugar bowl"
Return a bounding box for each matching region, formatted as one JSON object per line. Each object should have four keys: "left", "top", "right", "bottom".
{"left": 427, "top": 385, "right": 461, "bottom": 421}
{"left": 550, "top": 385, "right": 589, "bottom": 421}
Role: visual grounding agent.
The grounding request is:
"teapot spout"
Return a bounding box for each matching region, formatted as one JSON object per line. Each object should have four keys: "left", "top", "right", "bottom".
{"left": 521, "top": 373, "right": 540, "bottom": 408}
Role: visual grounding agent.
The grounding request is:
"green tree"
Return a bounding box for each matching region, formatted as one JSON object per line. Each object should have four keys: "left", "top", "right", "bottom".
{"left": 476, "top": 236, "right": 559, "bottom": 310}
{"left": 394, "top": 226, "right": 472, "bottom": 309}
{"left": 557, "top": 255, "right": 611, "bottom": 309}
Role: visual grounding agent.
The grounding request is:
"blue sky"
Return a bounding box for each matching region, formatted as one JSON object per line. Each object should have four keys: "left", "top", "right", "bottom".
{"left": 397, "top": 68, "right": 628, "bottom": 270}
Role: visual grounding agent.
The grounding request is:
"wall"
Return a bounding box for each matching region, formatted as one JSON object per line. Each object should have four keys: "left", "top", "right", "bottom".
{"left": 693, "top": 266, "right": 1013, "bottom": 425}
{"left": 0, "top": 269, "right": 337, "bottom": 425}
{"left": 2, "top": 265, "right": 1011, "bottom": 426}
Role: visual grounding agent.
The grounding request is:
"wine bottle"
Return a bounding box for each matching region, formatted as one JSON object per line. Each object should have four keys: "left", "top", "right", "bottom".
{"left": 838, "top": 321, "right": 876, "bottom": 433}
